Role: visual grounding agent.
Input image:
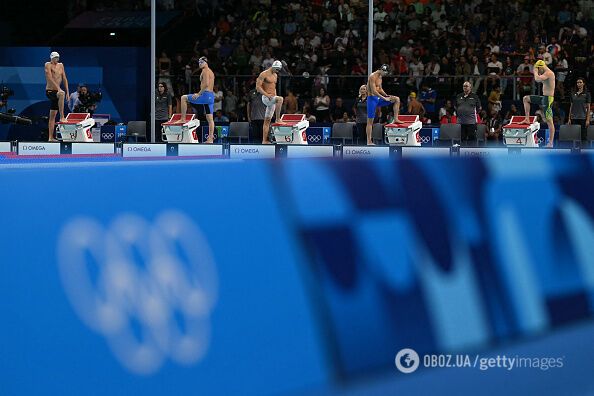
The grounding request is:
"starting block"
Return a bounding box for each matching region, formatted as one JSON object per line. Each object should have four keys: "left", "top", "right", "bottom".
{"left": 384, "top": 115, "right": 423, "bottom": 146}
{"left": 503, "top": 116, "right": 539, "bottom": 147}
{"left": 162, "top": 114, "right": 200, "bottom": 143}
{"left": 56, "top": 113, "right": 95, "bottom": 142}
{"left": 271, "top": 114, "right": 309, "bottom": 144}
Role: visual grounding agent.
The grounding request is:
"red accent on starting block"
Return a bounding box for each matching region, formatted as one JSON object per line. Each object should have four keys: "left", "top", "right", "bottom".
{"left": 57, "top": 113, "right": 90, "bottom": 125}
{"left": 163, "top": 114, "right": 195, "bottom": 125}
{"left": 272, "top": 114, "right": 306, "bottom": 126}
{"left": 385, "top": 115, "right": 419, "bottom": 128}
{"left": 504, "top": 116, "right": 537, "bottom": 129}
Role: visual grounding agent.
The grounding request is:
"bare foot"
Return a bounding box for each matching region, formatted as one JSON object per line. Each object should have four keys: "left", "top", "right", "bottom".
{"left": 174, "top": 119, "right": 185, "bottom": 125}
{"left": 519, "top": 118, "right": 531, "bottom": 124}
{"left": 546, "top": 143, "right": 553, "bottom": 148}
{"left": 60, "top": 118, "right": 67, "bottom": 123}
{"left": 392, "top": 117, "right": 405, "bottom": 124}
{"left": 262, "top": 140, "right": 272, "bottom": 144}
{"left": 367, "top": 141, "right": 375, "bottom": 145}
{"left": 205, "top": 136, "right": 214, "bottom": 144}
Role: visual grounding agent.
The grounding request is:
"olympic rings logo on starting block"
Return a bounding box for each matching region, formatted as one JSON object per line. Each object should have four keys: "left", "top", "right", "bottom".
{"left": 57, "top": 211, "right": 218, "bottom": 375}
{"left": 308, "top": 135, "right": 322, "bottom": 143}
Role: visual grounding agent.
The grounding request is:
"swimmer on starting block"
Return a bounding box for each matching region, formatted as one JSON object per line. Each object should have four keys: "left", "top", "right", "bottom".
{"left": 521, "top": 59, "right": 556, "bottom": 147}
{"left": 44, "top": 52, "right": 69, "bottom": 141}
{"left": 256, "top": 60, "right": 284, "bottom": 144}
{"left": 366, "top": 64, "right": 403, "bottom": 145}
{"left": 179, "top": 56, "right": 215, "bottom": 143}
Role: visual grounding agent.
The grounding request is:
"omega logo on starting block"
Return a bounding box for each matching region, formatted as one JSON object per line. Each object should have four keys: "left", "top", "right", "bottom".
{"left": 18, "top": 142, "right": 61, "bottom": 155}
{"left": 343, "top": 146, "right": 390, "bottom": 159}
{"left": 122, "top": 143, "right": 167, "bottom": 157}
{"left": 229, "top": 145, "right": 275, "bottom": 159}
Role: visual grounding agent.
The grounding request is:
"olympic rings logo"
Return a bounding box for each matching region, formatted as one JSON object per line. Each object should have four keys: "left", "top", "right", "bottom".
{"left": 308, "top": 135, "right": 322, "bottom": 143}
{"left": 57, "top": 211, "right": 218, "bottom": 375}
{"left": 102, "top": 133, "right": 115, "bottom": 139}
{"left": 537, "top": 137, "right": 545, "bottom": 144}
{"left": 420, "top": 136, "right": 431, "bottom": 144}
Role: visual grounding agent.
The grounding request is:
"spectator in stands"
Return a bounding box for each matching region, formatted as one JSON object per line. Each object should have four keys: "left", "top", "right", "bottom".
{"left": 314, "top": 87, "right": 331, "bottom": 122}
{"left": 330, "top": 97, "right": 350, "bottom": 122}
{"left": 213, "top": 84, "right": 223, "bottom": 113}
{"left": 284, "top": 89, "right": 298, "bottom": 114}
{"left": 517, "top": 66, "right": 533, "bottom": 99}
{"left": 456, "top": 56, "right": 472, "bottom": 79}
{"left": 303, "top": 101, "right": 317, "bottom": 123}
{"left": 247, "top": 88, "right": 266, "bottom": 143}
{"left": 407, "top": 92, "right": 425, "bottom": 118}
{"left": 486, "top": 109, "right": 503, "bottom": 142}
{"left": 158, "top": 51, "right": 171, "bottom": 76}
{"left": 555, "top": 52, "right": 569, "bottom": 99}
{"left": 538, "top": 46, "right": 552, "bottom": 66}
{"left": 439, "top": 99, "right": 455, "bottom": 120}
{"left": 214, "top": 109, "right": 229, "bottom": 123}
{"left": 488, "top": 86, "right": 502, "bottom": 114}
{"left": 424, "top": 57, "right": 441, "bottom": 82}
{"left": 224, "top": 89, "right": 238, "bottom": 121}
{"left": 409, "top": 57, "right": 425, "bottom": 90}
{"left": 568, "top": 78, "right": 591, "bottom": 141}
{"left": 155, "top": 82, "right": 172, "bottom": 143}
{"left": 440, "top": 106, "right": 458, "bottom": 124}
{"left": 455, "top": 81, "right": 482, "bottom": 145}
{"left": 484, "top": 54, "right": 502, "bottom": 95}
{"left": 353, "top": 85, "right": 368, "bottom": 145}
{"left": 501, "top": 56, "right": 515, "bottom": 96}
{"left": 504, "top": 104, "right": 519, "bottom": 124}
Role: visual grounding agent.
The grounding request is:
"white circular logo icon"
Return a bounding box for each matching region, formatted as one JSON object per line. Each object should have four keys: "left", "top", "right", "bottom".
{"left": 395, "top": 348, "right": 420, "bottom": 374}
{"left": 57, "top": 211, "right": 218, "bottom": 375}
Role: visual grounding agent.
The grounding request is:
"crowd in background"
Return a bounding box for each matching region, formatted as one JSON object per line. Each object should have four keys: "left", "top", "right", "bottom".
{"left": 156, "top": 0, "right": 594, "bottom": 142}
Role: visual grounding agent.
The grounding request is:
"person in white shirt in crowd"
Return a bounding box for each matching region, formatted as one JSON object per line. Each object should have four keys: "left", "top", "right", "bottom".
{"left": 68, "top": 83, "right": 84, "bottom": 112}
{"left": 213, "top": 84, "right": 223, "bottom": 113}
{"left": 409, "top": 57, "right": 424, "bottom": 90}
{"left": 261, "top": 52, "right": 275, "bottom": 69}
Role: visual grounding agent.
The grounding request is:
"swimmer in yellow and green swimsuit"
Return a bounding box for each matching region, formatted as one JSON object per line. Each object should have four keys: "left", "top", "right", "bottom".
{"left": 521, "top": 60, "right": 556, "bottom": 147}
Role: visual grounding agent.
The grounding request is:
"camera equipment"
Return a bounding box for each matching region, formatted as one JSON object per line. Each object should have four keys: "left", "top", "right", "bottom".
{"left": 0, "top": 112, "right": 32, "bottom": 125}
{"left": 74, "top": 90, "right": 102, "bottom": 114}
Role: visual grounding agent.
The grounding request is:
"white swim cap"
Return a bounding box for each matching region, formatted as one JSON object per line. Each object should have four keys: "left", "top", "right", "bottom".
{"left": 272, "top": 60, "right": 283, "bottom": 70}
{"left": 50, "top": 51, "right": 60, "bottom": 60}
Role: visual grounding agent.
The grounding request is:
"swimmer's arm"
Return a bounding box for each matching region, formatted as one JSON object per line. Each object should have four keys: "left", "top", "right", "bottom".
{"left": 378, "top": 87, "right": 390, "bottom": 99}
{"left": 587, "top": 101, "right": 591, "bottom": 124}
{"left": 61, "top": 66, "right": 69, "bottom": 98}
{"left": 256, "top": 75, "right": 269, "bottom": 96}
{"left": 532, "top": 69, "right": 546, "bottom": 82}
{"left": 44, "top": 63, "right": 61, "bottom": 91}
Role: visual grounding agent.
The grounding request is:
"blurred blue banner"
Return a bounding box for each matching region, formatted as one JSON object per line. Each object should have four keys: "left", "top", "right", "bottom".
{"left": 1, "top": 155, "right": 594, "bottom": 395}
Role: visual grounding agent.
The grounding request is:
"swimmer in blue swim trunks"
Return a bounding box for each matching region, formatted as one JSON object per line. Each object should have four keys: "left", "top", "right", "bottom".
{"left": 179, "top": 56, "right": 215, "bottom": 143}
{"left": 366, "top": 64, "right": 403, "bottom": 145}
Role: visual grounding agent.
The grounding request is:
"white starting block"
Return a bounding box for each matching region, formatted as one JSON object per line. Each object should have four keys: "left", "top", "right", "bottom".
{"left": 385, "top": 115, "right": 423, "bottom": 146}
{"left": 271, "top": 114, "right": 309, "bottom": 144}
{"left": 503, "top": 116, "right": 540, "bottom": 147}
{"left": 56, "top": 113, "right": 95, "bottom": 142}
{"left": 161, "top": 114, "right": 200, "bottom": 143}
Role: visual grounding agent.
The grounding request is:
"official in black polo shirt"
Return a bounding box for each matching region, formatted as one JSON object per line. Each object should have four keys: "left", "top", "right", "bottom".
{"left": 568, "top": 78, "right": 591, "bottom": 141}
{"left": 455, "top": 81, "right": 482, "bottom": 144}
